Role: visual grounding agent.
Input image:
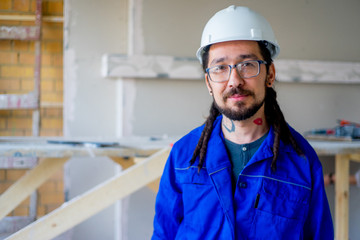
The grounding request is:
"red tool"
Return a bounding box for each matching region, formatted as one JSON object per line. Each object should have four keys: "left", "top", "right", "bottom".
{"left": 338, "top": 119, "right": 360, "bottom": 127}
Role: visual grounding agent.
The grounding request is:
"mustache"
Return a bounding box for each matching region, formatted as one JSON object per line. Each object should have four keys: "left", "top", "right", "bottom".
{"left": 223, "top": 87, "right": 255, "bottom": 100}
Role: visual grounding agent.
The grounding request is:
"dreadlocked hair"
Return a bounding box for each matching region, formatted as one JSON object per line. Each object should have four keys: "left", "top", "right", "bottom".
{"left": 189, "top": 102, "right": 220, "bottom": 172}
{"left": 190, "top": 41, "right": 303, "bottom": 172}
{"left": 264, "top": 87, "right": 303, "bottom": 171}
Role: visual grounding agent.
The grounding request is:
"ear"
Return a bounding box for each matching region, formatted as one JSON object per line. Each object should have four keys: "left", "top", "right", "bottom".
{"left": 266, "top": 63, "right": 276, "bottom": 87}
{"left": 205, "top": 74, "right": 213, "bottom": 95}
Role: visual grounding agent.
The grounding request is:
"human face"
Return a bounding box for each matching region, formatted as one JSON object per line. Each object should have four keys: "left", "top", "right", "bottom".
{"left": 205, "top": 40, "right": 275, "bottom": 121}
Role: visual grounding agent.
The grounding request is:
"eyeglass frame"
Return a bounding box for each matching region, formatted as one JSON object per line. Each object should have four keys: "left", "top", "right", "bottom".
{"left": 206, "top": 60, "right": 267, "bottom": 83}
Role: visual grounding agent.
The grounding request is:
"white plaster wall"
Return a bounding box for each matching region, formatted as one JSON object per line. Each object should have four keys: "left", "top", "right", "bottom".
{"left": 132, "top": 79, "right": 211, "bottom": 136}
{"left": 276, "top": 82, "right": 360, "bottom": 134}
{"left": 142, "top": 0, "right": 360, "bottom": 62}
{"left": 63, "top": 0, "right": 127, "bottom": 239}
{"left": 65, "top": 157, "right": 122, "bottom": 240}
{"left": 64, "top": 0, "right": 360, "bottom": 239}
{"left": 64, "top": 0, "right": 127, "bottom": 138}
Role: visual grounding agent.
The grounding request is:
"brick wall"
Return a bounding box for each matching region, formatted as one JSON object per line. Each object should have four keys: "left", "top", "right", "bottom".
{"left": 0, "top": 0, "right": 64, "bottom": 218}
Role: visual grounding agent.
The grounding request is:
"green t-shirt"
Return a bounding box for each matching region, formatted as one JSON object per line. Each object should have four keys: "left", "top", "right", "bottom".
{"left": 224, "top": 132, "right": 268, "bottom": 182}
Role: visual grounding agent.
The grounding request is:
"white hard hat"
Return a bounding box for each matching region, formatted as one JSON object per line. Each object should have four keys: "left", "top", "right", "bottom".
{"left": 196, "top": 5, "right": 280, "bottom": 63}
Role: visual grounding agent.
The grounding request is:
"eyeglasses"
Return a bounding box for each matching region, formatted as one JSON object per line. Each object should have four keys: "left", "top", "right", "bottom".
{"left": 206, "top": 60, "right": 267, "bottom": 83}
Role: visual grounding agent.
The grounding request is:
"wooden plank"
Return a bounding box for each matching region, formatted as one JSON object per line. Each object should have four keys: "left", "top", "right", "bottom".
{"left": 0, "top": 140, "right": 133, "bottom": 158}
{"left": 335, "top": 154, "right": 350, "bottom": 240}
{"left": 305, "top": 135, "right": 353, "bottom": 142}
{"left": 147, "top": 178, "right": 160, "bottom": 193}
{"left": 6, "top": 147, "right": 170, "bottom": 240}
{"left": 0, "top": 158, "right": 68, "bottom": 220}
{"left": 134, "top": 157, "right": 160, "bottom": 192}
{"left": 350, "top": 154, "right": 360, "bottom": 162}
{"left": 0, "top": 15, "right": 36, "bottom": 21}
{"left": 0, "top": 136, "right": 173, "bottom": 159}
{"left": 40, "top": 102, "right": 63, "bottom": 108}
{"left": 309, "top": 140, "right": 360, "bottom": 156}
{"left": 0, "top": 15, "right": 63, "bottom": 22}
{"left": 109, "top": 156, "right": 135, "bottom": 170}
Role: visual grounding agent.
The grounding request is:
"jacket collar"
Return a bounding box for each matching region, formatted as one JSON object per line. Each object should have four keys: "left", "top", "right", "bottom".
{"left": 204, "top": 115, "right": 296, "bottom": 172}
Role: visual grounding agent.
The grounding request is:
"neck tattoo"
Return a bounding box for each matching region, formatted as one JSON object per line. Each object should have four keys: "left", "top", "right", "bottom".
{"left": 223, "top": 119, "right": 235, "bottom": 133}
{"left": 253, "top": 118, "right": 263, "bottom": 125}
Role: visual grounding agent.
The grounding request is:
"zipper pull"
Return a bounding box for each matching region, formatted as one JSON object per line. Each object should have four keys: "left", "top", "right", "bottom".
{"left": 254, "top": 193, "right": 260, "bottom": 208}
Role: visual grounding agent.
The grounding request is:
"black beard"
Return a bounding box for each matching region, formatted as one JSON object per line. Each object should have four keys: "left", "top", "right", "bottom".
{"left": 214, "top": 98, "right": 264, "bottom": 121}
{"left": 213, "top": 87, "right": 265, "bottom": 121}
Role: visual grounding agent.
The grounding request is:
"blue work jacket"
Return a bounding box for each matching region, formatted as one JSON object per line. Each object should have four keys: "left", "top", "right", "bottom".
{"left": 152, "top": 116, "right": 334, "bottom": 239}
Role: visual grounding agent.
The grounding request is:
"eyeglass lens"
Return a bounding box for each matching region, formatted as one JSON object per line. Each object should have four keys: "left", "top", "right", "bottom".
{"left": 208, "top": 60, "right": 261, "bottom": 82}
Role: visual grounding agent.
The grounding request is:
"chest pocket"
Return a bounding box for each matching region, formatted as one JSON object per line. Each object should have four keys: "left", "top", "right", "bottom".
{"left": 175, "top": 167, "right": 226, "bottom": 229}
{"left": 249, "top": 177, "right": 311, "bottom": 240}
{"left": 175, "top": 166, "right": 212, "bottom": 185}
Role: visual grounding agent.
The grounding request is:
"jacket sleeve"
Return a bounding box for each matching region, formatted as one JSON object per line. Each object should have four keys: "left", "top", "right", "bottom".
{"left": 152, "top": 149, "right": 183, "bottom": 240}
{"left": 303, "top": 155, "right": 334, "bottom": 240}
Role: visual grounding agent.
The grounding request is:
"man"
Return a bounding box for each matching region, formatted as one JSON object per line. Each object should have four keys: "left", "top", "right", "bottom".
{"left": 152, "top": 5, "right": 333, "bottom": 240}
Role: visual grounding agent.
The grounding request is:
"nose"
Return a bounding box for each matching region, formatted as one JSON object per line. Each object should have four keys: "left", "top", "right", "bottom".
{"left": 228, "top": 66, "right": 245, "bottom": 88}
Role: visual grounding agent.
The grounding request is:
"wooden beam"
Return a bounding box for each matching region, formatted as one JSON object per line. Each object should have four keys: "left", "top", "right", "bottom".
{"left": 309, "top": 141, "right": 360, "bottom": 156}
{"left": 0, "top": 136, "right": 173, "bottom": 159}
{"left": 335, "top": 154, "right": 350, "bottom": 240}
{"left": 0, "top": 158, "right": 68, "bottom": 220}
{"left": 0, "top": 15, "right": 63, "bottom": 22}
{"left": 134, "top": 157, "right": 160, "bottom": 192}
{"left": 0, "top": 138, "right": 135, "bottom": 159}
{"left": 40, "top": 102, "right": 63, "bottom": 108}
{"left": 350, "top": 154, "right": 360, "bottom": 163}
{"left": 109, "top": 156, "right": 135, "bottom": 170}
{"left": 147, "top": 178, "right": 160, "bottom": 193}
{"left": 6, "top": 147, "right": 170, "bottom": 240}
